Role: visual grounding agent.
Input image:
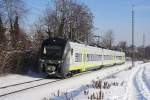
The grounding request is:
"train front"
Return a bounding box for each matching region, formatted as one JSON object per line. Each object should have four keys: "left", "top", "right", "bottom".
{"left": 39, "top": 38, "right": 67, "bottom": 75}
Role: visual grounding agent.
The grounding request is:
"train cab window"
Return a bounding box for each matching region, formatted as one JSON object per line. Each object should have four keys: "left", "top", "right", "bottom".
{"left": 75, "top": 53, "right": 82, "bottom": 62}
{"left": 43, "top": 47, "right": 46, "bottom": 54}
{"left": 42, "top": 46, "right": 62, "bottom": 59}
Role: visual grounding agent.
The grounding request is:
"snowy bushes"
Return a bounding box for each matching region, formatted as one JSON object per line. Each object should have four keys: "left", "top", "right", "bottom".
{"left": 0, "top": 50, "right": 37, "bottom": 75}
{"left": 44, "top": 78, "right": 126, "bottom": 100}
{"left": 0, "top": 30, "right": 41, "bottom": 75}
{"left": 0, "top": 35, "right": 43, "bottom": 76}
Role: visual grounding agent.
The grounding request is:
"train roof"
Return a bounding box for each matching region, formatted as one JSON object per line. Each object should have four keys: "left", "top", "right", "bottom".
{"left": 42, "top": 37, "right": 124, "bottom": 54}
{"left": 42, "top": 37, "right": 67, "bottom": 46}
{"left": 69, "top": 41, "right": 124, "bottom": 54}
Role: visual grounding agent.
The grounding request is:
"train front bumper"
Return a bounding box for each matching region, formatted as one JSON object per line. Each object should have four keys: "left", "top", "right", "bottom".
{"left": 39, "top": 59, "right": 63, "bottom": 74}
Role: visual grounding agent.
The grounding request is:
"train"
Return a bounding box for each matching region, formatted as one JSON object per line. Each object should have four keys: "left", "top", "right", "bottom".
{"left": 39, "top": 37, "right": 125, "bottom": 78}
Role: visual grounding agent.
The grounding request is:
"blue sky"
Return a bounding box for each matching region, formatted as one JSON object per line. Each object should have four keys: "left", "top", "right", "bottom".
{"left": 25, "top": 0, "right": 150, "bottom": 46}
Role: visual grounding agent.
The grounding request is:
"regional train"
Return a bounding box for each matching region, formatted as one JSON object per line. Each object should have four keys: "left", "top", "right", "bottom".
{"left": 39, "top": 37, "right": 125, "bottom": 78}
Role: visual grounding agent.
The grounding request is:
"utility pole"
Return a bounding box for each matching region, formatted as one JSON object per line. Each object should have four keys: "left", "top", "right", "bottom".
{"left": 132, "top": 5, "right": 135, "bottom": 67}
{"left": 143, "top": 33, "right": 145, "bottom": 61}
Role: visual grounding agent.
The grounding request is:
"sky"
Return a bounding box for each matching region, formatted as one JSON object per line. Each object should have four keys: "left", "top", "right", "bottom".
{"left": 25, "top": 0, "right": 150, "bottom": 46}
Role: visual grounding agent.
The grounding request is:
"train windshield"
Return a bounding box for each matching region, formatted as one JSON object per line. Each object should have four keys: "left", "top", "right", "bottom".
{"left": 42, "top": 45, "right": 63, "bottom": 60}
{"left": 41, "top": 38, "right": 67, "bottom": 60}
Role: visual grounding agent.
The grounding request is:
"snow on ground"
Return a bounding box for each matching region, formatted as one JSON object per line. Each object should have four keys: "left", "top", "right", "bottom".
{"left": 0, "top": 71, "right": 47, "bottom": 87}
{"left": 127, "top": 62, "right": 150, "bottom": 100}
{"left": 1, "top": 61, "right": 150, "bottom": 100}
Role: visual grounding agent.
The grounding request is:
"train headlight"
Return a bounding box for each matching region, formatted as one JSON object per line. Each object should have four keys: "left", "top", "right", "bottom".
{"left": 58, "top": 60, "right": 63, "bottom": 63}
{"left": 58, "top": 61, "right": 61, "bottom": 63}
{"left": 47, "top": 67, "right": 51, "bottom": 70}
{"left": 46, "top": 66, "right": 56, "bottom": 72}
{"left": 51, "top": 66, "right": 56, "bottom": 71}
{"left": 39, "top": 59, "right": 44, "bottom": 62}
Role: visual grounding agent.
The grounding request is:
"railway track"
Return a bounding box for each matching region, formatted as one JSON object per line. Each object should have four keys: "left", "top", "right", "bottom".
{"left": 0, "top": 63, "right": 132, "bottom": 98}
{"left": 0, "top": 70, "right": 96, "bottom": 97}
{"left": 0, "top": 78, "right": 61, "bottom": 97}
{"left": 0, "top": 78, "right": 46, "bottom": 89}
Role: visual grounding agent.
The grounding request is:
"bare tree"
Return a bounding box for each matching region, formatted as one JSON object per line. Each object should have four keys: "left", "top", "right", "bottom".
{"left": 40, "top": 0, "right": 94, "bottom": 42}
{"left": 101, "top": 30, "right": 114, "bottom": 49}
{"left": 0, "top": 0, "right": 27, "bottom": 49}
{"left": 145, "top": 46, "right": 150, "bottom": 60}
{"left": 1, "top": 0, "right": 26, "bottom": 29}
{"left": 30, "top": 21, "right": 48, "bottom": 52}
{"left": 117, "top": 41, "right": 127, "bottom": 52}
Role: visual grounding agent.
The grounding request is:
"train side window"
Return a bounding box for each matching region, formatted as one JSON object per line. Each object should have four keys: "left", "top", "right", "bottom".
{"left": 104, "top": 55, "right": 112, "bottom": 60}
{"left": 87, "top": 54, "right": 92, "bottom": 61}
{"left": 87, "top": 54, "right": 89, "bottom": 61}
{"left": 75, "top": 53, "right": 78, "bottom": 62}
{"left": 87, "top": 54, "right": 90, "bottom": 61}
{"left": 75, "top": 53, "right": 82, "bottom": 62}
{"left": 71, "top": 48, "right": 73, "bottom": 55}
{"left": 104, "top": 55, "right": 107, "bottom": 60}
{"left": 87, "top": 54, "right": 102, "bottom": 61}
{"left": 98, "top": 55, "right": 102, "bottom": 61}
{"left": 116, "top": 56, "right": 122, "bottom": 60}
